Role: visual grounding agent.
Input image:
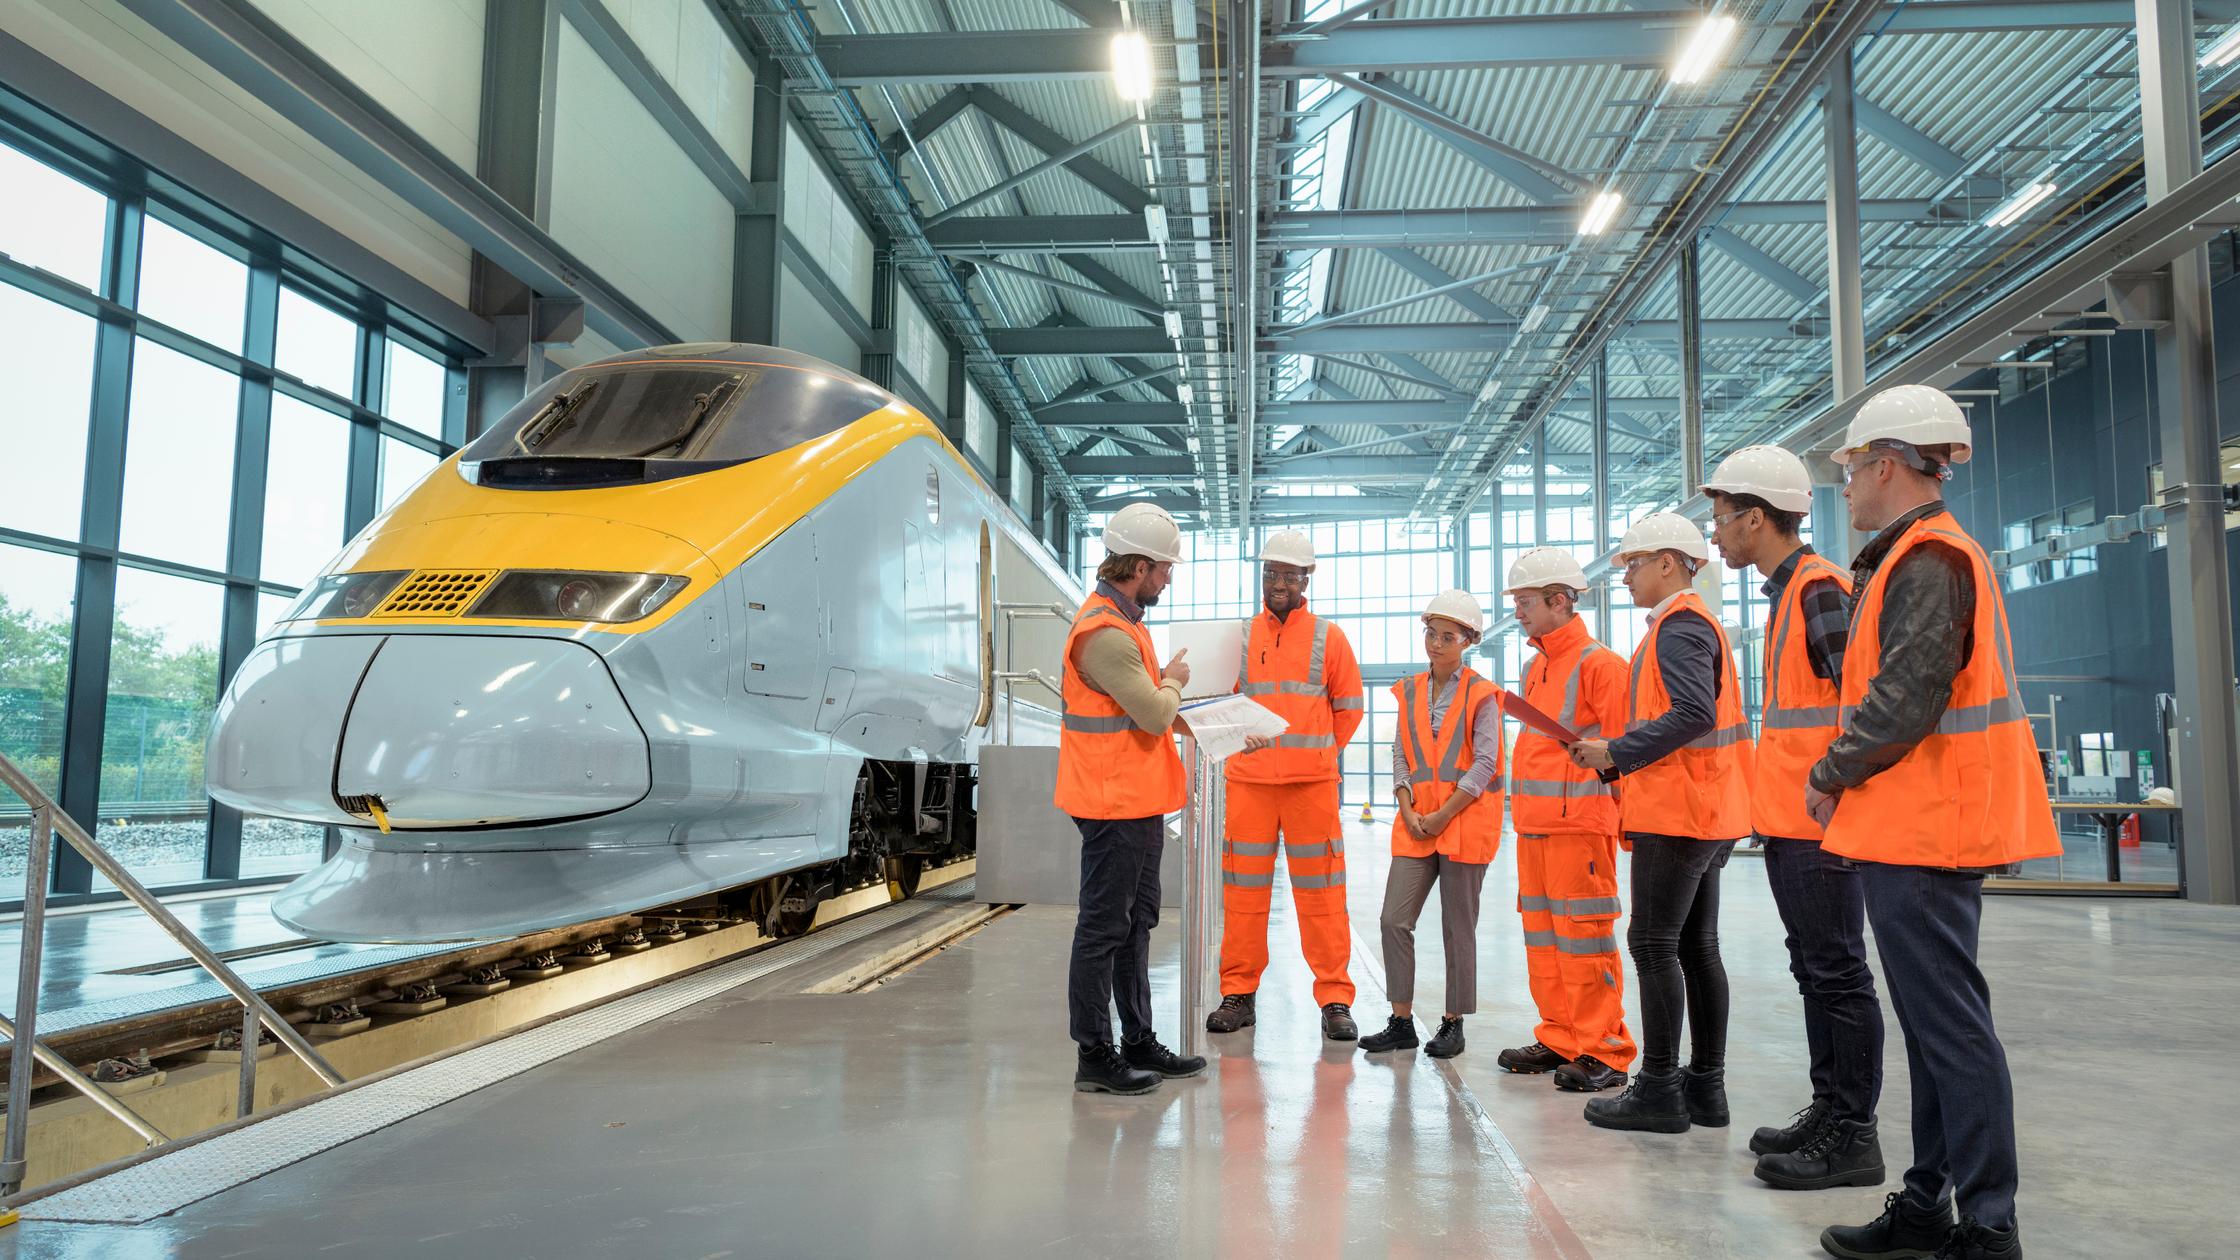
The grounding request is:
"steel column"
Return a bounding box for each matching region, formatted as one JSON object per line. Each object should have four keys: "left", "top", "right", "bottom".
{"left": 1677, "top": 239, "right": 1705, "bottom": 494}
{"left": 734, "top": 54, "right": 788, "bottom": 346}
{"left": 1824, "top": 55, "right": 1867, "bottom": 402}
{"left": 2138, "top": 0, "right": 2240, "bottom": 903}
{"left": 1592, "top": 349, "right": 1613, "bottom": 644}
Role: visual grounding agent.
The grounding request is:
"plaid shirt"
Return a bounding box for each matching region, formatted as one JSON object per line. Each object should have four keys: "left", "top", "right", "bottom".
{"left": 1763, "top": 545, "right": 1851, "bottom": 682}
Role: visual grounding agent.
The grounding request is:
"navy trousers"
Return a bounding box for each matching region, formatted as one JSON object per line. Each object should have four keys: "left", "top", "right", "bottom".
{"left": 1068, "top": 814, "right": 1165, "bottom": 1049}
{"left": 1859, "top": 862, "right": 2021, "bottom": 1231}
{"left": 1762, "top": 837, "right": 1884, "bottom": 1124}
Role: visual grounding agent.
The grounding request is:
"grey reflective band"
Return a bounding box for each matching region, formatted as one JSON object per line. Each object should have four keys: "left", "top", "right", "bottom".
{"left": 1517, "top": 894, "right": 1551, "bottom": 912}
{"left": 1628, "top": 634, "right": 1650, "bottom": 721}
{"left": 1398, "top": 677, "right": 1424, "bottom": 771}
{"left": 1223, "top": 839, "right": 1278, "bottom": 856}
{"left": 1063, "top": 713, "right": 1136, "bottom": 733}
{"left": 1242, "top": 680, "right": 1327, "bottom": 698}
{"left": 1521, "top": 929, "right": 1558, "bottom": 948}
{"left": 1764, "top": 557, "right": 1843, "bottom": 726}
{"left": 1510, "top": 775, "right": 1613, "bottom": 797}
{"left": 1687, "top": 722, "right": 1751, "bottom": 750}
{"left": 1223, "top": 871, "right": 1274, "bottom": 887}
{"left": 1309, "top": 617, "right": 1330, "bottom": 684}
{"left": 1333, "top": 695, "right": 1365, "bottom": 711}
{"left": 1438, "top": 678, "right": 1479, "bottom": 780}
{"left": 1284, "top": 839, "right": 1343, "bottom": 859}
{"left": 1074, "top": 605, "right": 1128, "bottom": 629}
{"left": 1275, "top": 733, "right": 1335, "bottom": 749}
{"left": 1555, "top": 933, "right": 1620, "bottom": 955}
{"left": 1840, "top": 526, "right": 2031, "bottom": 740}
{"left": 1518, "top": 894, "right": 1620, "bottom": 917}
{"left": 1290, "top": 870, "right": 1347, "bottom": 890}
{"left": 1761, "top": 705, "right": 1841, "bottom": 730}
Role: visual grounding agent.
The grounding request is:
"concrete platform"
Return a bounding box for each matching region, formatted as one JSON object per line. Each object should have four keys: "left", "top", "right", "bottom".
{"left": 3, "top": 815, "right": 2232, "bottom": 1259}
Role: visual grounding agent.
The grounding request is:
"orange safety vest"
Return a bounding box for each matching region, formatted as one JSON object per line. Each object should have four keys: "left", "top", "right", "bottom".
{"left": 1820, "top": 511, "right": 2060, "bottom": 868}
{"left": 1391, "top": 668, "right": 1504, "bottom": 864}
{"left": 1752, "top": 552, "right": 1854, "bottom": 841}
{"left": 1619, "top": 589, "right": 1755, "bottom": 840}
{"left": 1510, "top": 616, "right": 1625, "bottom": 835}
{"left": 1053, "top": 590, "right": 1187, "bottom": 820}
{"left": 1228, "top": 606, "right": 1362, "bottom": 785}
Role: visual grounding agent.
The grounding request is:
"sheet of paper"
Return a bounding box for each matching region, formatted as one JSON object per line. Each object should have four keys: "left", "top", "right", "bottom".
{"left": 1178, "top": 695, "right": 1288, "bottom": 762}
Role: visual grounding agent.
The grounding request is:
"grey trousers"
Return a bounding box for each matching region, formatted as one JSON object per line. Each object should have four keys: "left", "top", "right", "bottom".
{"left": 1379, "top": 853, "right": 1491, "bottom": 1016}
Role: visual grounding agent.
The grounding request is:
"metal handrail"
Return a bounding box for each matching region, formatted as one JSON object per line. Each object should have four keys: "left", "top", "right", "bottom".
{"left": 996, "top": 602, "right": 1072, "bottom": 745}
{"left": 0, "top": 752, "right": 345, "bottom": 1197}
{"left": 1175, "top": 741, "right": 1224, "bottom": 1059}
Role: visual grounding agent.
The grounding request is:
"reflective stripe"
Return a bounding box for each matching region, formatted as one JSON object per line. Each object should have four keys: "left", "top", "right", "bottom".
{"left": 1285, "top": 839, "right": 1343, "bottom": 860}
{"left": 1063, "top": 713, "right": 1136, "bottom": 733}
{"left": 1290, "top": 870, "right": 1347, "bottom": 890}
{"left": 1438, "top": 678, "right": 1479, "bottom": 779}
{"left": 1686, "top": 722, "right": 1750, "bottom": 750}
{"left": 1332, "top": 695, "right": 1365, "bottom": 711}
{"left": 1223, "top": 871, "right": 1274, "bottom": 887}
{"left": 1074, "top": 606, "right": 1129, "bottom": 630}
{"left": 1242, "top": 680, "right": 1327, "bottom": 697}
{"left": 1398, "top": 677, "right": 1424, "bottom": 770}
{"left": 1509, "top": 775, "right": 1614, "bottom": 797}
{"left": 1224, "top": 840, "right": 1278, "bottom": 856}
{"left": 1761, "top": 705, "right": 1841, "bottom": 730}
{"left": 1522, "top": 929, "right": 1558, "bottom": 948}
{"left": 1274, "top": 733, "right": 1334, "bottom": 749}
{"left": 1838, "top": 692, "right": 2027, "bottom": 735}
{"left": 1555, "top": 932, "right": 1619, "bottom": 955}
{"left": 1308, "top": 617, "right": 1330, "bottom": 684}
{"left": 1518, "top": 894, "right": 1552, "bottom": 912}
{"left": 1519, "top": 894, "right": 1621, "bottom": 917}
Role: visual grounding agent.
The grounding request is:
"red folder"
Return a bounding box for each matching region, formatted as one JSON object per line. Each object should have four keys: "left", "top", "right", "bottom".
{"left": 1495, "top": 687, "right": 1583, "bottom": 745}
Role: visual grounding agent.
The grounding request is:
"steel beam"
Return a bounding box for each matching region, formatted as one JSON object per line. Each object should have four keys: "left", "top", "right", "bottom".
{"left": 818, "top": 29, "right": 1110, "bottom": 83}
{"left": 2138, "top": 0, "right": 2240, "bottom": 903}
{"left": 1677, "top": 238, "right": 1704, "bottom": 491}
{"left": 884, "top": 85, "right": 975, "bottom": 156}
{"left": 1335, "top": 74, "right": 1576, "bottom": 203}
{"left": 1263, "top": 318, "right": 1807, "bottom": 354}
{"left": 1705, "top": 226, "right": 1820, "bottom": 307}
{"left": 1034, "top": 401, "right": 1190, "bottom": 426}
{"left": 926, "top": 117, "right": 1140, "bottom": 226}
{"left": 1372, "top": 247, "right": 1521, "bottom": 322}
{"left": 956, "top": 255, "right": 1165, "bottom": 315}
{"left": 1825, "top": 58, "right": 1868, "bottom": 401}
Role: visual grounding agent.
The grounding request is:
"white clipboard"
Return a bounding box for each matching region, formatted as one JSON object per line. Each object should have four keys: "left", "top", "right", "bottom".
{"left": 1150, "top": 618, "right": 1244, "bottom": 701}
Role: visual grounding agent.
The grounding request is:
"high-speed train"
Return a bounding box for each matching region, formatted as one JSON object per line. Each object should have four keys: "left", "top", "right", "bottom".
{"left": 207, "top": 343, "right": 1077, "bottom": 943}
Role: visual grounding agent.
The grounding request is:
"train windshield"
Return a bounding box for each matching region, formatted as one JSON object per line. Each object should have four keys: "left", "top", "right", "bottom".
{"left": 458, "top": 361, "right": 895, "bottom": 488}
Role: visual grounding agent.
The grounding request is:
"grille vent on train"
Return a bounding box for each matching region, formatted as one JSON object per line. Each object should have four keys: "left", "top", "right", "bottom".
{"left": 373, "top": 570, "right": 497, "bottom": 617}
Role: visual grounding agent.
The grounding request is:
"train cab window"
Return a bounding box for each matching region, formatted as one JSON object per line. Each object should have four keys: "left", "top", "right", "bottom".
{"left": 459, "top": 360, "right": 895, "bottom": 488}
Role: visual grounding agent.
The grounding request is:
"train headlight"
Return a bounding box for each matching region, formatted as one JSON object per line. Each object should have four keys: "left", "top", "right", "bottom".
{"left": 466, "top": 571, "right": 689, "bottom": 624}
{"left": 286, "top": 571, "right": 410, "bottom": 621}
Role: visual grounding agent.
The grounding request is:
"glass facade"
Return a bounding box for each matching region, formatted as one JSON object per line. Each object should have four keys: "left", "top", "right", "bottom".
{"left": 0, "top": 127, "right": 464, "bottom": 903}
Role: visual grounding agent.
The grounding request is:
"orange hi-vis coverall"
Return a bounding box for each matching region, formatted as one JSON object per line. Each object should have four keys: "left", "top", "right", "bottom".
{"left": 1509, "top": 615, "right": 1637, "bottom": 1070}
{"left": 1220, "top": 604, "right": 1365, "bottom": 1006}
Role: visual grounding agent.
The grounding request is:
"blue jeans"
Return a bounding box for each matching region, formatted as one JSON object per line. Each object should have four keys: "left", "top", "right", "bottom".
{"left": 1860, "top": 862, "right": 2020, "bottom": 1231}
{"left": 1762, "top": 837, "right": 1884, "bottom": 1123}
{"left": 1068, "top": 815, "right": 1164, "bottom": 1049}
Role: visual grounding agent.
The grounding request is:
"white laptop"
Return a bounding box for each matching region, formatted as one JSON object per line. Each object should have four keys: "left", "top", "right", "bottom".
{"left": 1150, "top": 618, "right": 1245, "bottom": 701}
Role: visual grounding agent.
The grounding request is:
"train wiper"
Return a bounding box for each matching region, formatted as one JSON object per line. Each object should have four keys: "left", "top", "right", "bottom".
{"left": 514, "top": 381, "right": 600, "bottom": 455}
{"left": 631, "top": 372, "right": 743, "bottom": 460}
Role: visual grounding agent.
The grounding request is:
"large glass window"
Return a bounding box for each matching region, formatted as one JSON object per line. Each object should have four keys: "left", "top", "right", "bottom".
{"left": 276, "top": 287, "right": 359, "bottom": 398}
{"left": 136, "top": 215, "right": 248, "bottom": 352}
{"left": 380, "top": 437, "right": 441, "bottom": 511}
{"left": 385, "top": 338, "right": 449, "bottom": 439}
{"left": 96, "top": 567, "right": 223, "bottom": 890}
{"left": 118, "top": 339, "right": 240, "bottom": 571}
{"left": 0, "top": 144, "right": 107, "bottom": 292}
{"left": 262, "top": 396, "right": 351, "bottom": 586}
{"left": 0, "top": 282, "right": 98, "bottom": 540}
{"left": 1, "top": 544, "right": 77, "bottom": 885}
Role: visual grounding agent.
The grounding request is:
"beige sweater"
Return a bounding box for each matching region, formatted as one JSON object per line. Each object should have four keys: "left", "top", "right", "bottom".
{"left": 1076, "top": 627, "right": 1183, "bottom": 734}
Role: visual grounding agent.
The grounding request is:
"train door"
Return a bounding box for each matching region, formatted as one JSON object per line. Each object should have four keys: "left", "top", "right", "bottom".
{"left": 740, "top": 523, "right": 820, "bottom": 700}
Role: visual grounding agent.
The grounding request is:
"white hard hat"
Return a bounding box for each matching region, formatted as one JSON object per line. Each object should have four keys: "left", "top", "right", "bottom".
{"left": 1101, "top": 501, "right": 1184, "bottom": 564}
{"left": 1505, "top": 546, "right": 1591, "bottom": 594}
{"left": 1702, "top": 444, "right": 1814, "bottom": 513}
{"left": 1421, "top": 589, "right": 1485, "bottom": 636}
{"left": 1836, "top": 384, "right": 1973, "bottom": 466}
{"left": 1260, "top": 529, "right": 1316, "bottom": 570}
{"left": 1616, "top": 512, "right": 1710, "bottom": 567}
{"left": 2146, "top": 786, "right": 2176, "bottom": 807}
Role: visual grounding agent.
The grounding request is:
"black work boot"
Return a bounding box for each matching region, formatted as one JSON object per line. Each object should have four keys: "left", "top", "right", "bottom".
{"left": 1321, "top": 1003, "right": 1358, "bottom": 1041}
{"left": 1424, "top": 1017, "right": 1466, "bottom": 1059}
{"left": 1681, "top": 1064, "right": 1729, "bottom": 1127}
{"left": 1820, "top": 1190, "right": 1956, "bottom": 1260}
{"left": 1553, "top": 1054, "right": 1627, "bottom": 1092}
{"left": 1931, "top": 1218, "right": 2022, "bottom": 1260}
{"left": 1753, "top": 1098, "right": 1835, "bottom": 1155}
{"left": 1205, "top": 993, "right": 1256, "bottom": 1034}
{"left": 1497, "top": 1041, "right": 1568, "bottom": 1074}
{"left": 1075, "top": 1043, "right": 1159, "bottom": 1095}
{"left": 1582, "top": 1069, "right": 1690, "bottom": 1133}
{"left": 1122, "top": 1033, "right": 1206, "bottom": 1079}
{"left": 1359, "top": 1015, "right": 1418, "bottom": 1053}
{"left": 1756, "top": 1117, "right": 1886, "bottom": 1191}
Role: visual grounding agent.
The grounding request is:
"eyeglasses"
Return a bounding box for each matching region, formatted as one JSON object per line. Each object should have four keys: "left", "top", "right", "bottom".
{"left": 1509, "top": 592, "right": 1547, "bottom": 612}
{"left": 1622, "top": 554, "right": 1659, "bottom": 573}
{"left": 1260, "top": 568, "right": 1307, "bottom": 587}
{"left": 1841, "top": 452, "right": 1894, "bottom": 484}
{"left": 1422, "top": 627, "right": 1469, "bottom": 646}
{"left": 1709, "top": 508, "right": 1754, "bottom": 530}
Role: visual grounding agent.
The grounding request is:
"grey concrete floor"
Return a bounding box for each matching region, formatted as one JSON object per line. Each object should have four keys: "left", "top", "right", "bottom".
{"left": 5, "top": 815, "right": 2233, "bottom": 1259}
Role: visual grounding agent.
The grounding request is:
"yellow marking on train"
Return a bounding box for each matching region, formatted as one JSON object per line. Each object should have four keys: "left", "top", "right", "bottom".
{"left": 367, "top": 801, "right": 392, "bottom": 834}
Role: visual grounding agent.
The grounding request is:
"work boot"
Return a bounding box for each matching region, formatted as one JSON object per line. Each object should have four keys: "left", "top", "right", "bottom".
{"left": 1755, "top": 1117, "right": 1886, "bottom": 1191}
{"left": 1553, "top": 1054, "right": 1627, "bottom": 1092}
{"left": 1582, "top": 1069, "right": 1690, "bottom": 1133}
{"left": 1681, "top": 1064, "right": 1730, "bottom": 1127}
{"left": 1122, "top": 1033, "right": 1206, "bottom": 1078}
{"left": 1931, "top": 1219, "right": 2023, "bottom": 1260}
{"left": 1075, "top": 1043, "right": 1159, "bottom": 1095}
{"left": 1753, "top": 1098, "right": 1835, "bottom": 1156}
{"left": 1497, "top": 1041, "right": 1569, "bottom": 1074}
{"left": 1321, "top": 1003, "right": 1358, "bottom": 1041}
{"left": 1205, "top": 993, "right": 1256, "bottom": 1034}
{"left": 1820, "top": 1190, "right": 1956, "bottom": 1260}
{"left": 1424, "top": 1017, "right": 1466, "bottom": 1059}
{"left": 1359, "top": 1015, "right": 1418, "bottom": 1053}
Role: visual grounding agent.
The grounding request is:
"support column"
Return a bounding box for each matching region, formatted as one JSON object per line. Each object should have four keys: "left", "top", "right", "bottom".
{"left": 209, "top": 258, "right": 281, "bottom": 883}
{"left": 862, "top": 240, "right": 897, "bottom": 389}
{"left": 468, "top": 0, "right": 557, "bottom": 432}
{"left": 1591, "top": 349, "right": 1613, "bottom": 643}
{"left": 2138, "top": 0, "right": 2240, "bottom": 903}
{"left": 943, "top": 343, "right": 969, "bottom": 446}
{"left": 734, "top": 55, "right": 788, "bottom": 346}
{"left": 1824, "top": 54, "right": 1866, "bottom": 403}
{"left": 1531, "top": 418, "right": 1548, "bottom": 553}
{"left": 1677, "top": 238, "right": 1705, "bottom": 495}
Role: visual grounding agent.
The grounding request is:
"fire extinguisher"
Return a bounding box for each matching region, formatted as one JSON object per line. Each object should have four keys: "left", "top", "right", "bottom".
{"left": 2120, "top": 813, "right": 2142, "bottom": 849}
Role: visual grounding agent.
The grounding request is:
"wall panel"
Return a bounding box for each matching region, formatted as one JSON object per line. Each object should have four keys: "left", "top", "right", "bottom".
{"left": 597, "top": 0, "right": 755, "bottom": 175}
{"left": 250, "top": 0, "right": 483, "bottom": 170}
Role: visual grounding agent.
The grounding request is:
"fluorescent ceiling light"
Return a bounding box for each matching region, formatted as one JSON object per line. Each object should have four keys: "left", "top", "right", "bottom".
{"left": 1111, "top": 32, "right": 1155, "bottom": 102}
{"left": 1671, "top": 14, "right": 1738, "bottom": 85}
{"left": 1476, "top": 377, "right": 1502, "bottom": 404}
{"left": 2205, "top": 25, "right": 2240, "bottom": 67}
{"left": 1984, "top": 180, "right": 2057, "bottom": 228}
{"left": 1177, "top": 384, "right": 1194, "bottom": 405}
{"left": 1519, "top": 303, "right": 1550, "bottom": 334}
{"left": 1163, "top": 310, "right": 1184, "bottom": 339}
{"left": 1578, "top": 190, "right": 1624, "bottom": 236}
{"left": 1144, "top": 205, "right": 1169, "bottom": 246}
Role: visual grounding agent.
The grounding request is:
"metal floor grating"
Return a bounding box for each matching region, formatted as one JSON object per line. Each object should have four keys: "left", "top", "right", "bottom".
{"left": 21, "top": 880, "right": 978, "bottom": 1224}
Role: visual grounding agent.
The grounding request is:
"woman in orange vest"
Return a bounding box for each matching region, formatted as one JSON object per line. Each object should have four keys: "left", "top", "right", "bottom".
{"left": 1704, "top": 446, "right": 1887, "bottom": 1194}
{"left": 1358, "top": 589, "right": 1504, "bottom": 1061}
{"left": 1569, "top": 512, "right": 1753, "bottom": 1135}
{"left": 1056, "top": 503, "right": 1206, "bottom": 1095}
{"left": 1809, "top": 388, "right": 2058, "bottom": 1260}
